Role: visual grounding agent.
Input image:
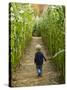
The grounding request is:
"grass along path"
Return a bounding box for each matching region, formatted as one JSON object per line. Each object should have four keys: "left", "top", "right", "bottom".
{"left": 11, "top": 37, "right": 59, "bottom": 87}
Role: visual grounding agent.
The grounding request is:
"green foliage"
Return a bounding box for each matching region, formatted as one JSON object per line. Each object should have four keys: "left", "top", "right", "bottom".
{"left": 39, "top": 5, "right": 65, "bottom": 83}
{"left": 32, "top": 22, "right": 41, "bottom": 36}
{"left": 10, "top": 3, "right": 65, "bottom": 83}
{"left": 10, "top": 3, "right": 34, "bottom": 69}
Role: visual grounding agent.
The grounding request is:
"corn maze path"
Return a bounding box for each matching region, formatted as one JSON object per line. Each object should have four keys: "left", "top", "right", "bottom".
{"left": 12, "top": 37, "right": 59, "bottom": 87}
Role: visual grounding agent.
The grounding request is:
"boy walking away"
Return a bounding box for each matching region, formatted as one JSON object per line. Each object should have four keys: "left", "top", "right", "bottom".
{"left": 34, "top": 44, "right": 46, "bottom": 77}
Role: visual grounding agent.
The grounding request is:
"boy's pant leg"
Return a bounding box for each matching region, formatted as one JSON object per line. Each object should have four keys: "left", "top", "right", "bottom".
{"left": 36, "top": 65, "right": 42, "bottom": 76}
{"left": 39, "top": 65, "right": 42, "bottom": 76}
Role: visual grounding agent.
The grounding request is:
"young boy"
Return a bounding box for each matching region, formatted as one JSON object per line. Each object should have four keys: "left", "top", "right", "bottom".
{"left": 34, "top": 44, "right": 46, "bottom": 77}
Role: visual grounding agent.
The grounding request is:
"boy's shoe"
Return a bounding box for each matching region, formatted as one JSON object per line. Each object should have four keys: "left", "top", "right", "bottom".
{"left": 38, "top": 74, "right": 42, "bottom": 77}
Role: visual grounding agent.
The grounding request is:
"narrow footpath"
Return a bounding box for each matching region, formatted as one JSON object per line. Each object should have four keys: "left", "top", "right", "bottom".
{"left": 12, "top": 37, "right": 59, "bottom": 87}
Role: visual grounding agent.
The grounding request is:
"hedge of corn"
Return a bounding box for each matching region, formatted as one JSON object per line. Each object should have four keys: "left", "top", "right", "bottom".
{"left": 39, "top": 5, "right": 65, "bottom": 83}
{"left": 9, "top": 3, "right": 34, "bottom": 69}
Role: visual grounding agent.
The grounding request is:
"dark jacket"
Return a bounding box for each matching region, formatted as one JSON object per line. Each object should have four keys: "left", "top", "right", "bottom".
{"left": 34, "top": 51, "right": 46, "bottom": 65}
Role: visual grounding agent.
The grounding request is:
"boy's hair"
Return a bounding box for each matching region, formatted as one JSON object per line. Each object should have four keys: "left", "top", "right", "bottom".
{"left": 35, "top": 44, "right": 41, "bottom": 51}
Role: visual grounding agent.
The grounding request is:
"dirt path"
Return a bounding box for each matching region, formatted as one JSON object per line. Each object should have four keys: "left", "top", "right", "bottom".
{"left": 12, "top": 37, "right": 59, "bottom": 87}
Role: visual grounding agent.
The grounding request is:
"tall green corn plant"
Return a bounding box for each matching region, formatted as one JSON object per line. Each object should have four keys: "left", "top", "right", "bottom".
{"left": 10, "top": 3, "right": 35, "bottom": 69}
{"left": 39, "top": 5, "right": 65, "bottom": 83}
